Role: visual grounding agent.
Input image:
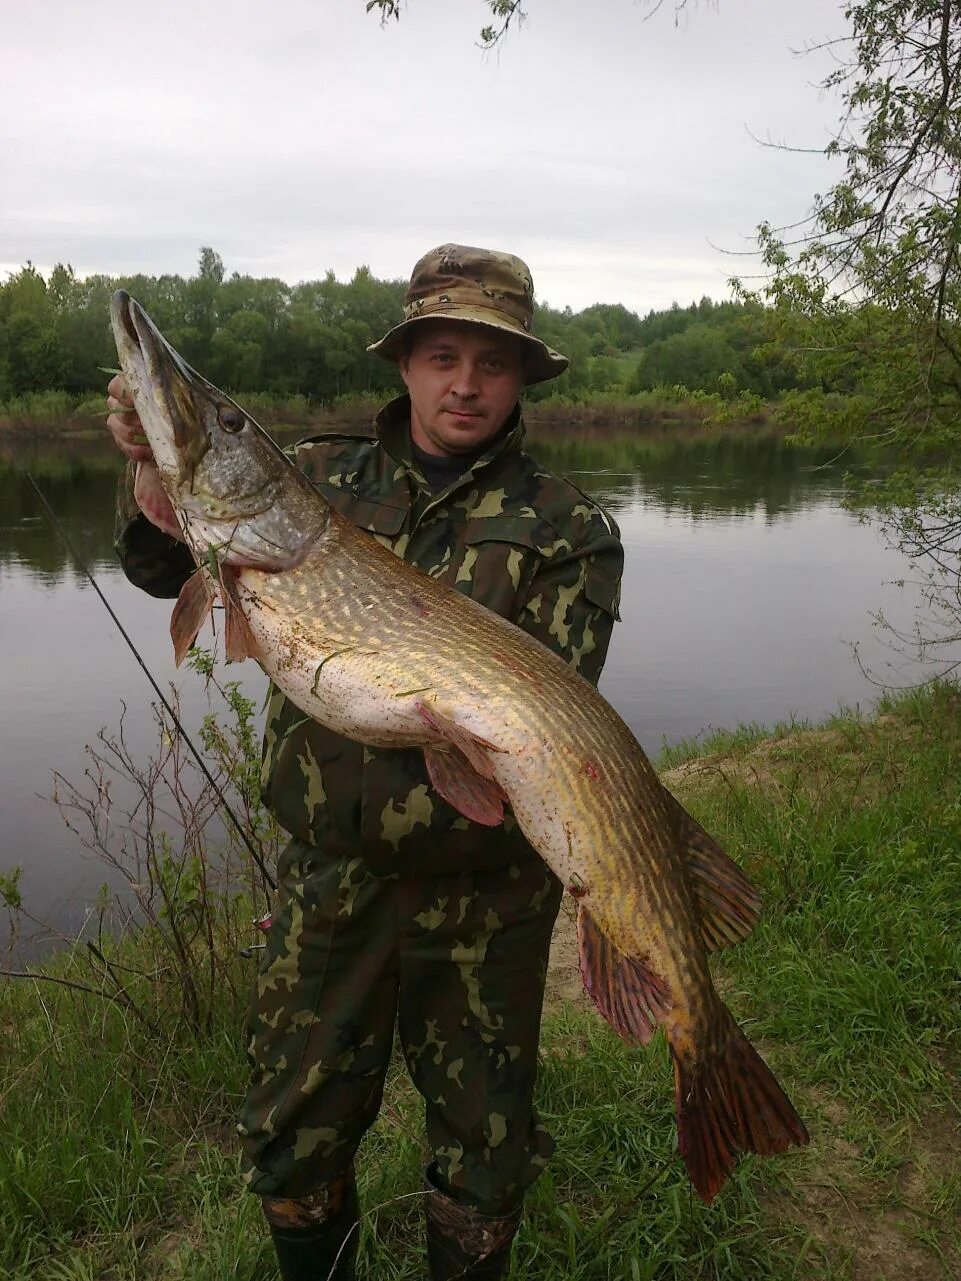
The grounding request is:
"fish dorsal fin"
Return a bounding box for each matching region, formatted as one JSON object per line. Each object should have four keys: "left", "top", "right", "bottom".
{"left": 416, "top": 700, "right": 508, "bottom": 826}
{"left": 218, "top": 566, "right": 262, "bottom": 663}
{"left": 170, "top": 567, "right": 215, "bottom": 667}
{"left": 666, "top": 792, "right": 762, "bottom": 950}
{"left": 423, "top": 746, "right": 507, "bottom": 827}
{"left": 576, "top": 906, "right": 672, "bottom": 1045}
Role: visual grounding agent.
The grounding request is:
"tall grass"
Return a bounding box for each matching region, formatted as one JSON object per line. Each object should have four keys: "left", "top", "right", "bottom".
{"left": 526, "top": 386, "right": 769, "bottom": 429}
{"left": 0, "top": 389, "right": 84, "bottom": 427}
{"left": 0, "top": 385, "right": 779, "bottom": 439}
{"left": 1, "top": 683, "right": 958, "bottom": 1278}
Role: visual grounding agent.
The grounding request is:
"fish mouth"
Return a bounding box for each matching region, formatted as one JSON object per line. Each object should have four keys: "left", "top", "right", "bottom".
{"left": 111, "top": 289, "right": 213, "bottom": 473}
{"left": 110, "top": 290, "right": 147, "bottom": 386}
{"left": 115, "top": 290, "right": 141, "bottom": 349}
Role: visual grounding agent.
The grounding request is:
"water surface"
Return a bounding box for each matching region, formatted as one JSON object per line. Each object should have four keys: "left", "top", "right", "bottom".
{"left": 1, "top": 430, "right": 947, "bottom": 938}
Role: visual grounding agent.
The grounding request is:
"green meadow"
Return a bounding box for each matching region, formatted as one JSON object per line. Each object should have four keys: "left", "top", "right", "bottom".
{"left": 1, "top": 682, "right": 958, "bottom": 1279}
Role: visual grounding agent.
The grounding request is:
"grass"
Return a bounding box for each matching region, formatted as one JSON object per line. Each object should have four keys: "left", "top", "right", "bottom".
{"left": 1, "top": 683, "right": 959, "bottom": 1278}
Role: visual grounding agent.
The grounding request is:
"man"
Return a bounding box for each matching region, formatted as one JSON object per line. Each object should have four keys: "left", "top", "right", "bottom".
{"left": 107, "top": 244, "right": 624, "bottom": 1280}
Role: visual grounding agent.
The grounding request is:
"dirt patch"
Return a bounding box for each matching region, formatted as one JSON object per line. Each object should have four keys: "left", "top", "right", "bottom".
{"left": 765, "top": 1089, "right": 960, "bottom": 1281}
{"left": 769, "top": 1157, "right": 959, "bottom": 1281}
{"left": 545, "top": 902, "right": 588, "bottom": 1008}
{"left": 660, "top": 727, "right": 855, "bottom": 793}
{"left": 658, "top": 717, "right": 925, "bottom": 811}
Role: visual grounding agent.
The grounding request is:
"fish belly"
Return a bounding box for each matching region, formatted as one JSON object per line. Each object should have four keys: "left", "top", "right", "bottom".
{"left": 236, "top": 571, "right": 429, "bottom": 748}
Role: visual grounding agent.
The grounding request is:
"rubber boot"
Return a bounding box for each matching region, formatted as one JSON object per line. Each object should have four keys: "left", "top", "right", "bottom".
{"left": 423, "top": 1168, "right": 522, "bottom": 1280}
{"left": 261, "top": 1167, "right": 359, "bottom": 1281}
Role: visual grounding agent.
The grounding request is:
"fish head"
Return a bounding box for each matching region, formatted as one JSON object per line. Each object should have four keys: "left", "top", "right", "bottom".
{"left": 111, "top": 290, "right": 326, "bottom": 570}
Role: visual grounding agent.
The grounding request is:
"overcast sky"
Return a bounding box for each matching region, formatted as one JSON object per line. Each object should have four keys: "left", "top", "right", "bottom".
{"left": 2, "top": 0, "right": 850, "bottom": 314}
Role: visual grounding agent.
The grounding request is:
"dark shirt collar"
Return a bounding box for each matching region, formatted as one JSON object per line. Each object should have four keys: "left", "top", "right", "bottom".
{"left": 410, "top": 441, "right": 480, "bottom": 493}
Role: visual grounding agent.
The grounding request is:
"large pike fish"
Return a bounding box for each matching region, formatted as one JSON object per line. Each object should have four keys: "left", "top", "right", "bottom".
{"left": 111, "top": 290, "right": 809, "bottom": 1202}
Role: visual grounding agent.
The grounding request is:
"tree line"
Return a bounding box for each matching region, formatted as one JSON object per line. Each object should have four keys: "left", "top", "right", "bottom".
{"left": 0, "top": 248, "right": 831, "bottom": 408}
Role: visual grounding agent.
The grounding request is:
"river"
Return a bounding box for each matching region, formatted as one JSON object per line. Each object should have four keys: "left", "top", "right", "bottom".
{"left": 0, "top": 427, "right": 949, "bottom": 943}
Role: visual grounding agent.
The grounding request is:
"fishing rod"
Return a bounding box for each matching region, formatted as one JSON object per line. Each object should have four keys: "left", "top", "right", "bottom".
{"left": 18, "top": 467, "right": 277, "bottom": 894}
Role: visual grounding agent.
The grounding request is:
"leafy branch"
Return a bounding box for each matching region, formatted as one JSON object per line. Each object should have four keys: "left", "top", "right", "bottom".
{"left": 737, "top": 2, "right": 961, "bottom": 666}
{"left": 366, "top": 0, "right": 526, "bottom": 47}
{"left": 363, "top": 1, "right": 698, "bottom": 47}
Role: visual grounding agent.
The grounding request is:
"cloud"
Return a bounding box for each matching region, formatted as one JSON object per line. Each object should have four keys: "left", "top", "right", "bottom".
{"left": 1, "top": 0, "right": 848, "bottom": 313}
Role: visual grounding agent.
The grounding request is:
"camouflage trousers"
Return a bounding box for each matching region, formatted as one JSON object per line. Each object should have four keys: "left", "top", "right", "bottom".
{"left": 237, "top": 838, "right": 563, "bottom": 1215}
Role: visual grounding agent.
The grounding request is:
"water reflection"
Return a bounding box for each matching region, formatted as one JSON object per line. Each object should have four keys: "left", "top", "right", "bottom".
{"left": 533, "top": 428, "right": 865, "bottom": 521}
{"left": 0, "top": 428, "right": 868, "bottom": 583}
{"left": 0, "top": 445, "right": 123, "bottom": 581}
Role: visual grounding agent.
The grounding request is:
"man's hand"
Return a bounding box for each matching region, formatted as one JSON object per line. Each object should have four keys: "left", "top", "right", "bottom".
{"left": 106, "top": 373, "right": 153, "bottom": 462}
{"left": 106, "top": 374, "right": 182, "bottom": 540}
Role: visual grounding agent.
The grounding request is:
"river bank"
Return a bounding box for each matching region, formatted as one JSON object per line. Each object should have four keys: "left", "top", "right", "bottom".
{"left": 2, "top": 684, "right": 958, "bottom": 1279}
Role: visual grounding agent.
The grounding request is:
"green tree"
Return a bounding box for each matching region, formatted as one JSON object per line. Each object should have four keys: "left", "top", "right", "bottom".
{"left": 633, "top": 322, "right": 743, "bottom": 393}
{"left": 0, "top": 265, "right": 60, "bottom": 395}
{"left": 180, "top": 247, "right": 224, "bottom": 366}
{"left": 209, "top": 310, "right": 269, "bottom": 391}
{"left": 0, "top": 253, "right": 812, "bottom": 412}
{"left": 577, "top": 303, "right": 646, "bottom": 351}
{"left": 745, "top": 1, "right": 961, "bottom": 660}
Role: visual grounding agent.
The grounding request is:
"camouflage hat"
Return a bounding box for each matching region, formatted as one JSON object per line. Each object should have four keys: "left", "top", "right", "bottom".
{"left": 367, "top": 243, "right": 569, "bottom": 385}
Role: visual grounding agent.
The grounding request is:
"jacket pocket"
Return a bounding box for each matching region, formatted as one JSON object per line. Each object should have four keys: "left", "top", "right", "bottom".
{"left": 450, "top": 517, "right": 549, "bottom": 619}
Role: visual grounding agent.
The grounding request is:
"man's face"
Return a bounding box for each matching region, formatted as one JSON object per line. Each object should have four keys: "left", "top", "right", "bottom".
{"left": 399, "top": 321, "right": 526, "bottom": 457}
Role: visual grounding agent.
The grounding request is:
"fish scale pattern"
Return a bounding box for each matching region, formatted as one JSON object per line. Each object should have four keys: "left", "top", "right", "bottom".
{"left": 243, "top": 497, "right": 712, "bottom": 1012}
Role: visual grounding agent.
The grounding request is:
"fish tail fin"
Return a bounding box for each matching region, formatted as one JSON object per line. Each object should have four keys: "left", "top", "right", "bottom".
{"left": 672, "top": 1007, "right": 809, "bottom": 1203}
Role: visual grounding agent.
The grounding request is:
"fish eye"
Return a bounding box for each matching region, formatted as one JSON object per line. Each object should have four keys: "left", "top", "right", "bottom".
{"left": 218, "top": 405, "right": 246, "bottom": 433}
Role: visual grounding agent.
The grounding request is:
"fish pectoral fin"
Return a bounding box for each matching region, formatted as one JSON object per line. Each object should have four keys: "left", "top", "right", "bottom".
{"left": 669, "top": 793, "right": 762, "bottom": 951}
{"left": 576, "top": 907, "right": 672, "bottom": 1046}
{"left": 414, "top": 700, "right": 502, "bottom": 781}
{"left": 218, "top": 565, "right": 262, "bottom": 664}
{"left": 424, "top": 746, "right": 507, "bottom": 827}
{"left": 170, "top": 566, "right": 215, "bottom": 667}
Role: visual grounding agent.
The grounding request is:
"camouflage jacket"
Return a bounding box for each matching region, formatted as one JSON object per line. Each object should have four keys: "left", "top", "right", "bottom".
{"left": 115, "top": 395, "right": 624, "bottom": 876}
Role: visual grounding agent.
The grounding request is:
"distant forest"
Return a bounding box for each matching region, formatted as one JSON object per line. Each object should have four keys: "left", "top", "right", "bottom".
{"left": 1, "top": 247, "right": 830, "bottom": 406}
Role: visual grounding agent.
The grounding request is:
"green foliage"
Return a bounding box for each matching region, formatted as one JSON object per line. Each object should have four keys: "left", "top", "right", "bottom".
{"left": 1, "top": 250, "right": 820, "bottom": 419}
{"left": 0, "top": 865, "right": 22, "bottom": 911}
{"left": 742, "top": 2, "right": 961, "bottom": 657}
{"left": 626, "top": 299, "right": 812, "bottom": 398}
{"left": 0, "top": 253, "right": 411, "bottom": 408}
{"left": 188, "top": 649, "right": 277, "bottom": 853}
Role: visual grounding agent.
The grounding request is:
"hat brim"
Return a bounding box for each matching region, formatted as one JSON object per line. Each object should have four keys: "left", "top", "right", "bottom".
{"left": 367, "top": 307, "right": 569, "bottom": 386}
